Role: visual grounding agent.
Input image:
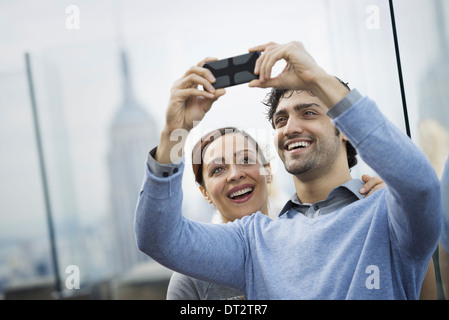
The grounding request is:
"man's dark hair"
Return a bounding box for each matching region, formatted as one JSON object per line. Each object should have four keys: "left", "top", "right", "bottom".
{"left": 262, "top": 78, "right": 358, "bottom": 169}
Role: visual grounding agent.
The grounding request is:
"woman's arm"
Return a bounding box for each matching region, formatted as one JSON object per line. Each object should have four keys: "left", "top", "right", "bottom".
{"left": 135, "top": 161, "right": 247, "bottom": 291}
{"left": 134, "top": 60, "right": 247, "bottom": 290}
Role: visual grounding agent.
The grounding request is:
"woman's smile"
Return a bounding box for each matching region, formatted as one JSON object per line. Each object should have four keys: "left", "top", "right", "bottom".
{"left": 227, "top": 184, "right": 256, "bottom": 204}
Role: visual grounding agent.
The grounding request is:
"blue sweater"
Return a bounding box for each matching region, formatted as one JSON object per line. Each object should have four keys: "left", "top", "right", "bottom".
{"left": 135, "top": 92, "right": 442, "bottom": 299}
{"left": 441, "top": 156, "right": 449, "bottom": 253}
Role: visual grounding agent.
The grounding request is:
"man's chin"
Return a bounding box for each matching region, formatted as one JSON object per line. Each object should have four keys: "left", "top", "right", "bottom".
{"left": 284, "top": 162, "right": 313, "bottom": 176}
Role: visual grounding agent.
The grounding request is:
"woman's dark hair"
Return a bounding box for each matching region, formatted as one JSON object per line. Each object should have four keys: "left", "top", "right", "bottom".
{"left": 262, "top": 78, "right": 358, "bottom": 169}
{"left": 192, "top": 127, "right": 269, "bottom": 187}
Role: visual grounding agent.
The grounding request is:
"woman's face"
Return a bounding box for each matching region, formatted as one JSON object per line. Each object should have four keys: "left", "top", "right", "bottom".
{"left": 200, "top": 133, "right": 272, "bottom": 222}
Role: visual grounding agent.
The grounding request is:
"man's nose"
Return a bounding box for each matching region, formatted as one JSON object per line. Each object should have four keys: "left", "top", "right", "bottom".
{"left": 283, "top": 116, "right": 304, "bottom": 137}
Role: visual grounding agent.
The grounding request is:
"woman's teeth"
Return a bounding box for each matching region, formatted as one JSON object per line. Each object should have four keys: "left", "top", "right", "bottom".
{"left": 229, "top": 187, "right": 253, "bottom": 199}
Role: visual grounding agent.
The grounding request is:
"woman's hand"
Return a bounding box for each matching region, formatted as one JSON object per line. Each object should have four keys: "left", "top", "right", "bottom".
{"left": 156, "top": 58, "right": 226, "bottom": 164}
{"left": 165, "top": 57, "right": 226, "bottom": 132}
{"left": 359, "top": 174, "right": 386, "bottom": 198}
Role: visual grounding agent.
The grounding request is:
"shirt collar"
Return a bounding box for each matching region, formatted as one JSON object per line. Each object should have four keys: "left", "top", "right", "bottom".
{"left": 278, "top": 179, "right": 365, "bottom": 217}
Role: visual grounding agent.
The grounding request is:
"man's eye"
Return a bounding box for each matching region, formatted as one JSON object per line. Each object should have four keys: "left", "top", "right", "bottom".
{"left": 304, "top": 110, "right": 317, "bottom": 117}
{"left": 275, "top": 117, "right": 287, "bottom": 127}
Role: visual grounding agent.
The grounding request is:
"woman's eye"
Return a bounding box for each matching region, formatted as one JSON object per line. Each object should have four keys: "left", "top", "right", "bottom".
{"left": 211, "top": 167, "right": 224, "bottom": 176}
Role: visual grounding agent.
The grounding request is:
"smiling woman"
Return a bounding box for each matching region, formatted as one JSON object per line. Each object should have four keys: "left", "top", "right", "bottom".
{"left": 167, "top": 127, "right": 272, "bottom": 300}
{"left": 192, "top": 127, "right": 272, "bottom": 223}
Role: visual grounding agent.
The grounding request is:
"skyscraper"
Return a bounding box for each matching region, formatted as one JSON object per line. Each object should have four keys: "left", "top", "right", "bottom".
{"left": 108, "top": 48, "right": 159, "bottom": 273}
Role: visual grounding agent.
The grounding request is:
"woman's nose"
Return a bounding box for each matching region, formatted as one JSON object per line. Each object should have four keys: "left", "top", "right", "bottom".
{"left": 226, "top": 165, "right": 246, "bottom": 182}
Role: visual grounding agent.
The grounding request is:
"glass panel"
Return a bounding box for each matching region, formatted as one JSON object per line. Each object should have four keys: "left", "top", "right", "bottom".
{"left": 394, "top": 0, "right": 449, "bottom": 300}
{"left": 0, "top": 68, "right": 53, "bottom": 297}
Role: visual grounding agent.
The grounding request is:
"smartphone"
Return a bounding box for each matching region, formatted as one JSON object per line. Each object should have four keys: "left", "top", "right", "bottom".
{"left": 203, "top": 51, "right": 261, "bottom": 89}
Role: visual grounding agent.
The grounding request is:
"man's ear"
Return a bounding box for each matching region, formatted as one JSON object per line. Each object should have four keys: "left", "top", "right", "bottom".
{"left": 199, "top": 185, "right": 213, "bottom": 204}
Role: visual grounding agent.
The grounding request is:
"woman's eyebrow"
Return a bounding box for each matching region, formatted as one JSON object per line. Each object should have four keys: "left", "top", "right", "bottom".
{"left": 235, "top": 149, "right": 257, "bottom": 158}
{"left": 206, "top": 149, "right": 257, "bottom": 166}
{"left": 206, "top": 157, "right": 226, "bottom": 167}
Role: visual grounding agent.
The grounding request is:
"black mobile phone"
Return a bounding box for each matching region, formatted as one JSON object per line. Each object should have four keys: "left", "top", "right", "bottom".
{"left": 203, "top": 51, "right": 261, "bottom": 89}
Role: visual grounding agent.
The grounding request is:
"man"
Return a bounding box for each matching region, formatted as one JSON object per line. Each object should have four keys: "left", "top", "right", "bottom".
{"left": 135, "top": 41, "right": 442, "bottom": 299}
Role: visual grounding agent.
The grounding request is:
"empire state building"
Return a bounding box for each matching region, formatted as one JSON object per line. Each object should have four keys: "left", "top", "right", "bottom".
{"left": 107, "top": 49, "right": 158, "bottom": 273}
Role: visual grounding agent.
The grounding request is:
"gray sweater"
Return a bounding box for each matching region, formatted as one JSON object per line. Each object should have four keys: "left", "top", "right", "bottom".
{"left": 166, "top": 272, "right": 246, "bottom": 300}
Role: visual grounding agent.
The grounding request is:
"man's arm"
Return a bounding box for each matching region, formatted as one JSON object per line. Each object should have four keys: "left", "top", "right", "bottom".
{"left": 441, "top": 155, "right": 449, "bottom": 253}
{"left": 329, "top": 91, "right": 442, "bottom": 257}
{"left": 250, "top": 41, "right": 442, "bottom": 258}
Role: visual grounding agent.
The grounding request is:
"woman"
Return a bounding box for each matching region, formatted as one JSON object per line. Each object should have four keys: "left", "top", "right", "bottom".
{"left": 166, "top": 126, "right": 385, "bottom": 300}
{"left": 166, "top": 126, "right": 271, "bottom": 300}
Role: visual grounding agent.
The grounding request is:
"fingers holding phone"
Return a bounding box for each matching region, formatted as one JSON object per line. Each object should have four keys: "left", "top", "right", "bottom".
{"left": 175, "top": 58, "right": 220, "bottom": 98}
{"left": 248, "top": 41, "right": 323, "bottom": 91}
{"left": 165, "top": 59, "right": 226, "bottom": 132}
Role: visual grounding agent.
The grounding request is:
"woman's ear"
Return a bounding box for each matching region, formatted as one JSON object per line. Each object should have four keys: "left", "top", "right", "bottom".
{"left": 199, "top": 185, "right": 213, "bottom": 204}
{"left": 265, "top": 163, "right": 273, "bottom": 184}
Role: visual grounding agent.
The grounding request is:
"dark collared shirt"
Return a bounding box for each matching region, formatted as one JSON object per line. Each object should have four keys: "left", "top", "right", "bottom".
{"left": 278, "top": 179, "right": 365, "bottom": 218}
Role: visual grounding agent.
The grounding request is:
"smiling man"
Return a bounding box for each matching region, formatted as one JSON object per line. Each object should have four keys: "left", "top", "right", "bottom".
{"left": 269, "top": 90, "right": 354, "bottom": 203}
{"left": 135, "top": 41, "right": 443, "bottom": 299}
{"left": 261, "top": 87, "right": 361, "bottom": 217}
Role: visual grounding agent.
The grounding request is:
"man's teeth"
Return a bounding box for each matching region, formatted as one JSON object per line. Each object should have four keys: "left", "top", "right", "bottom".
{"left": 287, "top": 141, "right": 311, "bottom": 150}
{"left": 229, "top": 187, "right": 253, "bottom": 199}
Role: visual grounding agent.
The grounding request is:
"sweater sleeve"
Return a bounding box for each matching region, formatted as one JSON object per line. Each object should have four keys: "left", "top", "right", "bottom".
{"left": 441, "top": 156, "right": 449, "bottom": 253}
{"left": 166, "top": 272, "right": 202, "bottom": 300}
{"left": 134, "top": 161, "right": 247, "bottom": 292}
{"left": 331, "top": 92, "right": 443, "bottom": 258}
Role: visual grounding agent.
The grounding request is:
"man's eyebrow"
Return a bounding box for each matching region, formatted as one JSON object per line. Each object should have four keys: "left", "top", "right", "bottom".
{"left": 273, "top": 103, "right": 323, "bottom": 118}
{"left": 293, "top": 102, "right": 323, "bottom": 111}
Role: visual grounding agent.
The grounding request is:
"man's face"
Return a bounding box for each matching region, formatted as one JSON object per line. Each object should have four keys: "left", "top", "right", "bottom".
{"left": 272, "top": 91, "right": 346, "bottom": 179}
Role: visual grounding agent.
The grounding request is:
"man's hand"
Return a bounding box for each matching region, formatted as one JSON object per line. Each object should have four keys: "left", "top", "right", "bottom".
{"left": 248, "top": 41, "right": 349, "bottom": 108}
{"left": 248, "top": 41, "right": 323, "bottom": 91}
{"left": 359, "top": 175, "right": 386, "bottom": 198}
